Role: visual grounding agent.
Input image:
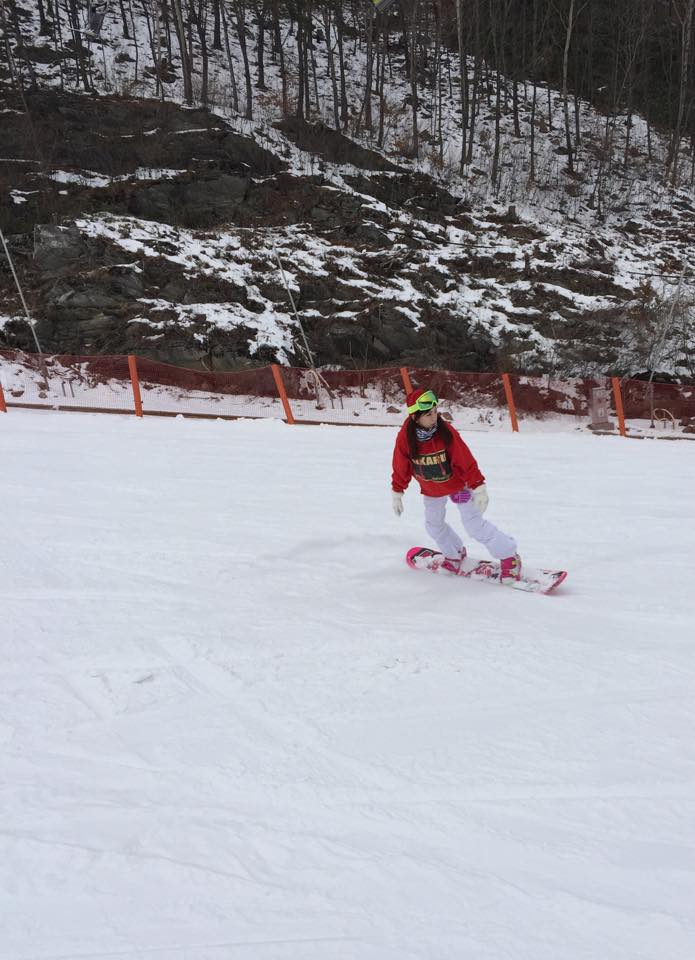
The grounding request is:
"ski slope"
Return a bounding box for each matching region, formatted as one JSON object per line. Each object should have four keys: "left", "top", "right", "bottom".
{"left": 2, "top": 410, "right": 695, "bottom": 960}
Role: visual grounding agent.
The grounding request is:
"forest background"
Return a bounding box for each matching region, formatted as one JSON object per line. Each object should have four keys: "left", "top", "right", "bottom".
{"left": 2, "top": 0, "right": 695, "bottom": 380}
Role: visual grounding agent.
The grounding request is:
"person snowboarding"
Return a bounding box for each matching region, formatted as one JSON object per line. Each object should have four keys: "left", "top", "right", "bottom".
{"left": 391, "top": 387, "right": 522, "bottom": 582}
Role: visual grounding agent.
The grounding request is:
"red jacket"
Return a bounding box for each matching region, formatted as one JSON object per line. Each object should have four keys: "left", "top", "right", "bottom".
{"left": 391, "top": 419, "right": 485, "bottom": 497}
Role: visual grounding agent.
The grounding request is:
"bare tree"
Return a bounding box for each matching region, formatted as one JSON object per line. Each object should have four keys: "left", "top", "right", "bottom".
{"left": 323, "top": 5, "right": 341, "bottom": 128}
{"left": 191, "top": 0, "right": 210, "bottom": 105}
{"left": 455, "top": 0, "right": 467, "bottom": 172}
{"left": 232, "top": 0, "right": 253, "bottom": 118}
{"left": 402, "top": 0, "right": 422, "bottom": 157}
{"left": 269, "top": 0, "right": 287, "bottom": 113}
{"left": 171, "top": 0, "right": 193, "bottom": 103}
{"left": 667, "top": 0, "right": 695, "bottom": 184}
{"left": 556, "top": 0, "right": 587, "bottom": 175}
{"left": 219, "top": 0, "right": 240, "bottom": 111}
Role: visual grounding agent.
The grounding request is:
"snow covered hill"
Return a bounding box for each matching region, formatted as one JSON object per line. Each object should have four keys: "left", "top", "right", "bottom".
{"left": 2, "top": 2, "right": 695, "bottom": 377}
{"left": 2, "top": 408, "right": 695, "bottom": 958}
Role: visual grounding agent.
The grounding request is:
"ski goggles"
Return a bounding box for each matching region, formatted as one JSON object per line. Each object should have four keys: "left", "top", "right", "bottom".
{"left": 407, "top": 390, "right": 439, "bottom": 415}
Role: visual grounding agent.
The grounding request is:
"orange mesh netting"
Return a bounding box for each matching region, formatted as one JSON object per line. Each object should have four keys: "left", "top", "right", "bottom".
{"left": 506, "top": 374, "right": 605, "bottom": 419}
{"left": 404, "top": 369, "right": 509, "bottom": 431}
{"left": 0, "top": 349, "right": 134, "bottom": 411}
{"left": 620, "top": 379, "right": 695, "bottom": 426}
{"left": 133, "top": 358, "right": 284, "bottom": 419}
{"left": 2, "top": 349, "right": 694, "bottom": 431}
{"left": 278, "top": 366, "right": 406, "bottom": 424}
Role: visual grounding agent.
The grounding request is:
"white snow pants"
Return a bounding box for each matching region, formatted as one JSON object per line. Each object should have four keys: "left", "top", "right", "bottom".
{"left": 423, "top": 494, "right": 517, "bottom": 560}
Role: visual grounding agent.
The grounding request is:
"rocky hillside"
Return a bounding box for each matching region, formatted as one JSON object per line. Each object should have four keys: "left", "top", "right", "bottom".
{"left": 2, "top": 3, "right": 695, "bottom": 379}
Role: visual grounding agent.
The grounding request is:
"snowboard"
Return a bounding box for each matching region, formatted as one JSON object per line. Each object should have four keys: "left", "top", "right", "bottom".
{"left": 406, "top": 546, "right": 568, "bottom": 595}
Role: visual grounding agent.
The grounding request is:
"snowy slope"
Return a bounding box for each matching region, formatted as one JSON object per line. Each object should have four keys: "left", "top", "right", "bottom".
{"left": 2, "top": 409, "right": 695, "bottom": 959}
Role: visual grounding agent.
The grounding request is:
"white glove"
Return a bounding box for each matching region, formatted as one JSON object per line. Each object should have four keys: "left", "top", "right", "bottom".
{"left": 472, "top": 484, "right": 489, "bottom": 514}
{"left": 392, "top": 491, "right": 404, "bottom": 516}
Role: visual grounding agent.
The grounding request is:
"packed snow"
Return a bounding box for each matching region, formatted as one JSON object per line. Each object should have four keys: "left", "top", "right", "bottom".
{"left": 2, "top": 408, "right": 695, "bottom": 959}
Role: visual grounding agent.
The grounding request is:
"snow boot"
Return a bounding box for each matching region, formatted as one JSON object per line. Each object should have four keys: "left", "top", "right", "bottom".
{"left": 442, "top": 546, "right": 467, "bottom": 575}
{"left": 500, "top": 553, "right": 522, "bottom": 583}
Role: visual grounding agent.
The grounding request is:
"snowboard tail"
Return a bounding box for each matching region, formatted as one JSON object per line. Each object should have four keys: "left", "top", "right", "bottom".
{"left": 406, "top": 547, "right": 567, "bottom": 595}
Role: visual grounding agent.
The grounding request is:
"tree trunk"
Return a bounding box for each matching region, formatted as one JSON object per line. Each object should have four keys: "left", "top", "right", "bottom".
{"left": 140, "top": 0, "right": 160, "bottom": 95}
{"left": 270, "top": 0, "right": 287, "bottom": 114}
{"left": 377, "top": 21, "right": 386, "bottom": 146}
{"left": 308, "top": 1, "right": 319, "bottom": 117}
{"left": 436, "top": 17, "right": 443, "bottom": 164}
{"left": 512, "top": 78, "right": 521, "bottom": 137}
{"left": 36, "top": 0, "right": 52, "bottom": 35}
{"left": 668, "top": 0, "right": 695, "bottom": 185}
{"left": 219, "top": 0, "right": 239, "bottom": 112}
{"left": 4, "top": 0, "right": 40, "bottom": 90}
{"left": 212, "top": 0, "right": 222, "bottom": 49}
{"left": 467, "top": 54, "right": 480, "bottom": 165}
{"left": 117, "top": 0, "right": 130, "bottom": 38}
{"left": 127, "top": 0, "right": 139, "bottom": 83}
{"left": 171, "top": 0, "right": 193, "bottom": 104}
{"left": 336, "top": 3, "right": 348, "bottom": 129}
{"left": 360, "top": 10, "right": 374, "bottom": 132}
{"left": 491, "top": 68, "right": 502, "bottom": 188}
{"left": 255, "top": 0, "right": 267, "bottom": 89}
{"left": 296, "top": 3, "right": 305, "bottom": 118}
{"left": 234, "top": 0, "right": 253, "bottom": 119}
{"left": 407, "top": 0, "right": 421, "bottom": 157}
{"left": 529, "top": 82, "right": 537, "bottom": 183}
{"left": 323, "top": 7, "right": 340, "bottom": 130}
{"left": 161, "top": 0, "right": 173, "bottom": 63}
{"left": 193, "top": 0, "right": 209, "bottom": 106}
{"left": 152, "top": 0, "right": 166, "bottom": 102}
{"left": 561, "top": 0, "right": 576, "bottom": 174}
{"left": 65, "top": 0, "right": 91, "bottom": 90}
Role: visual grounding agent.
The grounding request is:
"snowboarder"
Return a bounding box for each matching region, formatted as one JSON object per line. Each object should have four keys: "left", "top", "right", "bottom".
{"left": 391, "top": 387, "right": 522, "bottom": 582}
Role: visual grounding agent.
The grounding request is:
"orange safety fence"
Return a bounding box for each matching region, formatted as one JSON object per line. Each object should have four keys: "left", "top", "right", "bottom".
{"left": 0, "top": 350, "right": 134, "bottom": 412}
{"left": 611, "top": 378, "right": 627, "bottom": 437}
{"left": 1, "top": 348, "right": 695, "bottom": 435}
{"left": 132, "top": 356, "right": 285, "bottom": 420}
{"left": 0, "top": 349, "right": 288, "bottom": 420}
{"left": 278, "top": 366, "right": 408, "bottom": 424}
{"left": 621, "top": 379, "right": 695, "bottom": 426}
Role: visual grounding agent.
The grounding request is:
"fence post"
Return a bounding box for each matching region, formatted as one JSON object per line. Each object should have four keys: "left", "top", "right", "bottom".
{"left": 501, "top": 373, "right": 519, "bottom": 432}
{"left": 128, "top": 355, "right": 143, "bottom": 417}
{"left": 400, "top": 366, "right": 413, "bottom": 395}
{"left": 611, "top": 377, "right": 627, "bottom": 437}
{"left": 271, "top": 364, "right": 295, "bottom": 424}
{"left": 0, "top": 379, "right": 6, "bottom": 413}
